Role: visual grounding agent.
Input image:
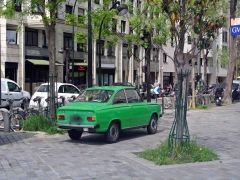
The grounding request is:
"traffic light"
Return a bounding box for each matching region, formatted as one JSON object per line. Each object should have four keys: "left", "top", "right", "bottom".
{"left": 141, "top": 30, "right": 151, "bottom": 49}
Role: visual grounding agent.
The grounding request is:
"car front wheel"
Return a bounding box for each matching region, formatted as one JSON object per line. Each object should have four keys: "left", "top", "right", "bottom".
{"left": 68, "top": 129, "right": 83, "bottom": 140}
{"left": 147, "top": 115, "right": 158, "bottom": 134}
{"left": 106, "top": 122, "right": 120, "bottom": 143}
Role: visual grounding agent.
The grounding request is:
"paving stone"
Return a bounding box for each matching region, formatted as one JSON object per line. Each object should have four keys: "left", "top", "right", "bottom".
{"left": 0, "top": 103, "right": 240, "bottom": 179}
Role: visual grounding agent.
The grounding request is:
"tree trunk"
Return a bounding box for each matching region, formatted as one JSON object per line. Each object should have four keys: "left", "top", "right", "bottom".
{"left": 203, "top": 49, "right": 209, "bottom": 84}
{"left": 191, "top": 57, "right": 196, "bottom": 109}
{"left": 46, "top": 25, "right": 56, "bottom": 121}
{"left": 223, "top": 0, "right": 237, "bottom": 104}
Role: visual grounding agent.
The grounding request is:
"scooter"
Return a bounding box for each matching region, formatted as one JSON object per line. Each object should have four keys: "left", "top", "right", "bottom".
{"left": 215, "top": 96, "right": 222, "bottom": 106}
{"left": 215, "top": 88, "right": 224, "bottom": 106}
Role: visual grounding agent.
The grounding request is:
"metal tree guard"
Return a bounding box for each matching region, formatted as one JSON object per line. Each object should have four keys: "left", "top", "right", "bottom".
{"left": 169, "top": 70, "right": 190, "bottom": 148}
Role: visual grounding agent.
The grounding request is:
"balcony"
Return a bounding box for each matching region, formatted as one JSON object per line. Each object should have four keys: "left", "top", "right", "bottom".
{"left": 96, "top": 55, "right": 115, "bottom": 69}
{"left": 25, "top": 46, "right": 48, "bottom": 57}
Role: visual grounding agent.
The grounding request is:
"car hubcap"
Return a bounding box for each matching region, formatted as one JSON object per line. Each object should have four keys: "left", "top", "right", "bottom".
{"left": 110, "top": 126, "right": 118, "bottom": 138}
{"left": 151, "top": 119, "right": 157, "bottom": 130}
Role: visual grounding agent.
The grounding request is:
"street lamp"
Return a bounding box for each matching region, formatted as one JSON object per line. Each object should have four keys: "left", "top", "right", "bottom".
{"left": 71, "top": 0, "right": 78, "bottom": 84}
{"left": 98, "top": 1, "right": 128, "bottom": 86}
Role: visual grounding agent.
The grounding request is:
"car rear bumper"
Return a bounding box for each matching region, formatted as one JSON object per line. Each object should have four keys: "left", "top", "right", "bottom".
{"left": 57, "top": 123, "right": 100, "bottom": 132}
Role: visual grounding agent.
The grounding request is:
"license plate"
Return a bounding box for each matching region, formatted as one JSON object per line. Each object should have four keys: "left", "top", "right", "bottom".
{"left": 70, "top": 115, "right": 82, "bottom": 121}
{"left": 83, "top": 128, "right": 88, "bottom": 132}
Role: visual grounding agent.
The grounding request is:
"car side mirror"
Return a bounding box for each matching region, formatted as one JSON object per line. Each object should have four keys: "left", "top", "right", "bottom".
{"left": 19, "top": 87, "right": 22, "bottom": 91}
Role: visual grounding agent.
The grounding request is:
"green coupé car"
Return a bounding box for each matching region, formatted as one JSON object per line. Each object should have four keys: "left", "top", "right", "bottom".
{"left": 57, "top": 86, "right": 161, "bottom": 143}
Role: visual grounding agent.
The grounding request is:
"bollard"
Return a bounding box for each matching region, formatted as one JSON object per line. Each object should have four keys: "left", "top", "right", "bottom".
{"left": 162, "top": 96, "right": 164, "bottom": 115}
{"left": 0, "top": 108, "right": 10, "bottom": 132}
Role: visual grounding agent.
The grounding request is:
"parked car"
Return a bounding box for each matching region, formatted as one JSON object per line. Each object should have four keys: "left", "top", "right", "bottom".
{"left": 0, "top": 78, "right": 30, "bottom": 109}
{"left": 57, "top": 86, "right": 161, "bottom": 143}
{"left": 29, "top": 82, "right": 80, "bottom": 109}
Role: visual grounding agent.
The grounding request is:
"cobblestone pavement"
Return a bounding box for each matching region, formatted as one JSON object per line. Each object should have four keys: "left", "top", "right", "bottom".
{"left": 0, "top": 103, "right": 240, "bottom": 180}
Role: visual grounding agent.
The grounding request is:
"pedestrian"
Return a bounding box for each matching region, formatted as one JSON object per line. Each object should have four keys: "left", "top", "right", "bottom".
{"left": 153, "top": 84, "right": 161, "bottom": 99}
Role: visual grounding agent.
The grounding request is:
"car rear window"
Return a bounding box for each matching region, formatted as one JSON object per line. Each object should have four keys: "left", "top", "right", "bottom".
{"left": 37, "top": 85, "right": 49, "bottom": 92}
{"left": 76, "top": 90, "right": 114, "bottom": 103}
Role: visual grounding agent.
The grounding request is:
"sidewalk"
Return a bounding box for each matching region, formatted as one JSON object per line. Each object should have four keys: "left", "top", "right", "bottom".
{"left": 0, "top": 103, "right": 239, "bottom": 179}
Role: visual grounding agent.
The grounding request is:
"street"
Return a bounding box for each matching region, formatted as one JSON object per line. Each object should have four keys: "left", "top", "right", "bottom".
{"left": 0, "top": 103, "right": 240, "bottom": 180}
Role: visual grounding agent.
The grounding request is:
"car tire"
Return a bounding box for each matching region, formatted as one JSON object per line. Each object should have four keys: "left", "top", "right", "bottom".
{"left": 147, "top": 114, "right": 158, "bottom": 134}
{"left": 68, "top": 129, "right": 83, "bottom": 140}
{"left": 106, "top": 122, "right": 120, "bottom": 143}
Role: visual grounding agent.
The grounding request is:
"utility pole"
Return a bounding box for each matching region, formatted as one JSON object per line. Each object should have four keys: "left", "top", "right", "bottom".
{"left": 142, "top": 31, "right": 152, "bottom": 102}
{"left": 87, "top": 0, "right": 93, "bottom": 87}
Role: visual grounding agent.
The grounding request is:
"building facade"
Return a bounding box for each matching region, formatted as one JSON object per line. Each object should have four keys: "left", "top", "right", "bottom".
{"left": 0, "top": 0, "right": 227, "bottom": 94}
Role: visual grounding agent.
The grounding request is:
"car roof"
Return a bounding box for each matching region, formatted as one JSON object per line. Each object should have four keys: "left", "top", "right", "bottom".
{"left": 86, "top": 86, "right": 135, "bottom": 91}
{"left": 1, "top": 78, "right": 18, "bottom": 84}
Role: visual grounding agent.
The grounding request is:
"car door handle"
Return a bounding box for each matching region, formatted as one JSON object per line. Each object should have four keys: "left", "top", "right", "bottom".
{"left": 9, "top": 94, "right": 12, "bottom": 95}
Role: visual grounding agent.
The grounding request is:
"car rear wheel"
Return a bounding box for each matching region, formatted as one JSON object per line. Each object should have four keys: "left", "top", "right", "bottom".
{"left": 106, "top": 122, "right": 120, "bottom": 143}
{"left": 68, "top": 129, "right": 83, "bottom": 140}
{"left": 147, "top": 115, "right": 158, "bottom": 134}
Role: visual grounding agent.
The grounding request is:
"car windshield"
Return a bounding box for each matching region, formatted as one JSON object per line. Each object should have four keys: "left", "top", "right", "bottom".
{"left": 76, "top": 90, "right": 114, "bottom": 103}
{"left": 37, "top": 85, "right": 49, "bottom": 92}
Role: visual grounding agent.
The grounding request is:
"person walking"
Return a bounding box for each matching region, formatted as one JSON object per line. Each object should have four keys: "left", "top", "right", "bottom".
{"left": 153, "top": 84, "right": 161, "bottom": 99}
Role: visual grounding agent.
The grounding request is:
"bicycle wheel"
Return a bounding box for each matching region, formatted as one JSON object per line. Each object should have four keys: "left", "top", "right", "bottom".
{"left": 9, "top": 113, "right": 24, "bottom": 131}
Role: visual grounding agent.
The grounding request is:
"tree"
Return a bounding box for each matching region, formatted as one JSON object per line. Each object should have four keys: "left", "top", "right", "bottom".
{"left": 158, "top": 0, "right": 226, "bottom": 145}
{"left": 223, "top": 0, "right": 238, "bottom": 104}
{"left": 0, "top": 0, "right": 66, "bottom": 121}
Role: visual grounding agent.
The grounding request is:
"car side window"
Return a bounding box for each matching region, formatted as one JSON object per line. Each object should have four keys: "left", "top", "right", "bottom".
{"left": 7, "top": 82, "right": 20, "bottom": 92}
{"left": 58, "top": 85, "right": 64, "bottom": 93}
{"left": 125, "top": 89, "right": 142, "bottom": 103}
{"left": 113, "top": 90, "right": 127, "bottom": 104}
{"left": 65, "top": 85, "right": 79, "bottom": 94}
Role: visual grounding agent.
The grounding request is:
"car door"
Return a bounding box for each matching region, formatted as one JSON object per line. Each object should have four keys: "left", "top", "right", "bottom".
{"left": 112, "top": 90, "right": 131, "bottom": 129}
{"left": 1, "top": 80, "right": 8, "bottom": 107}
{"left": 125, "top": 89, "right": 149, "bottom": 127}
{"left": 7, "top": 81, "right": 23, "bottom": 107}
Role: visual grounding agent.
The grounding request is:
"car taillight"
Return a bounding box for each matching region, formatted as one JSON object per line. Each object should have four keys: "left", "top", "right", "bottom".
{"left": 57, "top": 114, "right": 65, "bottom": 120}
{"left": 87, "top": 116, "right": 96, "bottom": 121}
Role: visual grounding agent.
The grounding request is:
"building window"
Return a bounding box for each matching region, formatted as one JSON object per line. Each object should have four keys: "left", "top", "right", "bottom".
{"left": 78, "top": 8, "right": 84, "bottom": 16}
{"left": 42, "top": 31, "right": 48, "bottom": 48}
{"left": 96, "top": 40, "right": 104, "bottom": 55}
{"left": 163, "top": 53, "right": 167, "bottom": 63}
{"left": 77, "top": 43, "right": 86, "bottom": 52}
{"left": 6, "top": 29, "right": 17, "bottom": 45}
{"left": 129, "top": 0, "right": 134, "bottom": 14}
{"left": 112, "top": 18, "right": 117, "bottom": 32}
{"left": 12, "top": 0, "right": 21, "bottom": 12}
{"left": 187, "top": 36, "right": 192, "bottom": 44}
{"left": 107, "top": 46, "right": 115, "bottom": 56}
{"left": 65, "top": 5, "right": 73, "bottom": 14}
{"left": 94, "top": 0, "right": 100, "bottom": 4}
{"left": 64, "top": 33, "right": 73, "bottom": 50}
{"left": 25, "top": 28, "right": 38, "bottom": 46}
{"left": 137, "top": 0, "right": 141, "bottom": 8}
{"left": 121, "top": 20, "right": 126, "bottom": 33}
{"left": 222, "top": 31, "right": 228, "bottom": 43}
{"left": 129, "top": 27, "right": 133, "bottom": 34}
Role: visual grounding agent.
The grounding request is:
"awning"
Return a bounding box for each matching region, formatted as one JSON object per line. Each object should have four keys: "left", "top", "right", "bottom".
{"left": 26, "top": 59, "right": 64, "bottom": 66}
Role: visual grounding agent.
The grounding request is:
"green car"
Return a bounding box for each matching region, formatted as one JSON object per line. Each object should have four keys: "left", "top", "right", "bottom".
{"left": 57, "top": 86, "right": 161, "bottom": 143}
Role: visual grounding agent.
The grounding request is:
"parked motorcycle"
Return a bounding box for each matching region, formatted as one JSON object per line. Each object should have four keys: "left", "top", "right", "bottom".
{"left": 215, "top": 88, "right": 223, "bottom": 106}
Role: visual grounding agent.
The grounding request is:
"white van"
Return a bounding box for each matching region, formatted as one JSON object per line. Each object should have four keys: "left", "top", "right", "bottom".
{"left": 0, "top": 78, "right": 31, "bottom": 108}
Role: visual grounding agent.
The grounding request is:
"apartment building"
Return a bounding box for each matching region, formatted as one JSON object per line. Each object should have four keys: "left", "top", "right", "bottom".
{"left": 0, "top": 0, "right": 226, "bottom": 94}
